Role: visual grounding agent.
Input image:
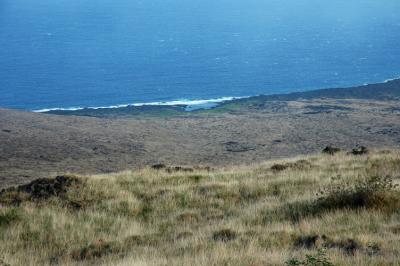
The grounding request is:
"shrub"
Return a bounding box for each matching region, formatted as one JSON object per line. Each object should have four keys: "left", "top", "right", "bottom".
{"left": 286, "top": 248, "right": 334, "bottom": 266}
{"left": 187, "top": 175, "right": 203, "bottom": 182}
{"left": 0, "top": 257, "right": 10, "bottom": 266}
{"left": 0, "top": 209, "right": 21, "bottom": 227}
{"left": 271, "top": 164, "right": 288, "bottom": 171}
{"left": 177, "top": 212, "right": 200, "bottom": 223}
{"left": 321, "top": 236, "right": 361, "bottom": 255}
{"left": 271, "top": 160, "right": 312, "bottom": 172}
{"left": 273, "top": 175, "right": 399, "bottom": 222}
{"left": 294, "top": 234, "right": 319, "bottom": 249}
{"left": 151, "top": 164, "right": 166, "bottom": 170}
{"left": 350, "top": 146, "right": 368, "bottom": 155}
{"left": 315, "top": 175, "right": 399, "bottom": 213}
{"left": 213, "top": 229, "right": 237, "bottom": 242}
{"left": 71, "top": 239, "right": 119, "bottom": 261}
{"left": 137, "top": 204, "right": 153, "bottom": 221}
{"left": 322, "top": 146, "right": 341, "bottom": 155}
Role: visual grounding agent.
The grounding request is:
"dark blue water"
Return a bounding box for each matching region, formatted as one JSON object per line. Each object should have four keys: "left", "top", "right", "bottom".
{"left": 1, "top": 0, "right": 400, "bottom": 111}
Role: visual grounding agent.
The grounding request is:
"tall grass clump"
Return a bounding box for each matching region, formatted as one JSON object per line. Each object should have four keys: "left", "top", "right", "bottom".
{"left": 272, "top": 175, "right": 399, "bottom": 222}
{"left": 315, "top": 175, "right": 399, "bottom": 213}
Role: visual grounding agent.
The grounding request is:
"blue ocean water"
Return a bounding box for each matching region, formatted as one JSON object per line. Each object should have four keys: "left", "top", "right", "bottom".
{"left": 1, "top": 0, "right": 400, "bottom": 111}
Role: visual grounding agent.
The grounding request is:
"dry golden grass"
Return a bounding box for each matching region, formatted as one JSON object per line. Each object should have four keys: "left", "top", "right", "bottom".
{"left": 0, "top": 149, "right": 399, "bottom": 265}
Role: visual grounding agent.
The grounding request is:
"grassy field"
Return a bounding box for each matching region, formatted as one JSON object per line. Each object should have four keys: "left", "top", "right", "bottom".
{"left": 0, "top": 149, "right": 399, "bottom": 265}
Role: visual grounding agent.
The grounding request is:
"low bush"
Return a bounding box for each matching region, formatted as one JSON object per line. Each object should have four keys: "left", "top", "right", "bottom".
{"left": 0, "top": 208, "right": 21, "bottom": 227}
{"left": 321, "top": 236, "right": 361, "bottom": 255}
{"left": 322, "top": 146, "right": 341, "bottom": 155}
{"left": 271, "top": 164, "right": 289, "bottom": 171}
{"left": 0, "top": 257, "right": 10, "bottom": 266}
{"left": 315, "top": 175, "right": 399, "bottom": 213}
{"left": 271, "top": 160, "right": 313, "bottom": 172}
{"left": 350, "top": 146, "right": 369, "bottom": 155}
{"left": 273, "top": 175, "right": 399, "bottom": 222}
{"left": 294, "top": 234, "right": 319, "bottom": 249}
{"left": 286, "top": 248, "right": 334, "bottom": 266}
{"left": 71, "top": 239, "right": 120, "bottom": 261}
{"left": 213, "top": 229, "right": 237, "bottom": 242}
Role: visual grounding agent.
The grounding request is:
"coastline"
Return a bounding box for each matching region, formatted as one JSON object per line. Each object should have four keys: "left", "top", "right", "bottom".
{"left": 39, "top": 78, "right": 400, "bottom": 117}
{"left": 32, "top": 96, "right": 250, "bottom": 113}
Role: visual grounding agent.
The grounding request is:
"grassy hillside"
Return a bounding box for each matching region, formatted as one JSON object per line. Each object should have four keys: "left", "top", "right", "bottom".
{"left": 0, "top": 149, "right": 399, "bottom": 265}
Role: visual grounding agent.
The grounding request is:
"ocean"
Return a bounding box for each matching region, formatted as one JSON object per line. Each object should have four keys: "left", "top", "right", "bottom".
{"left": 1, "top": 0, "right": 400, "bottom": 111}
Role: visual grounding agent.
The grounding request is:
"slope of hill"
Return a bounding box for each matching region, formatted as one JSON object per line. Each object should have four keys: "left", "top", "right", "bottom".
{"left": 1, "top": 79, "right": 400, "bottom": 189}
{"left": 1, "top": 99, "right": 400, "bottom": 189}
{"left": 0, "top": 149, "right": 399, "bottom": 265}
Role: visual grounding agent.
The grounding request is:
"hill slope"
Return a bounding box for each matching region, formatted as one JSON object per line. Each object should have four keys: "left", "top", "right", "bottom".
{"left": 2, "top": 95, "right": 400, "bottom": 189}
{"left": 0, "top": 149, "right": 399, "bottom": 265}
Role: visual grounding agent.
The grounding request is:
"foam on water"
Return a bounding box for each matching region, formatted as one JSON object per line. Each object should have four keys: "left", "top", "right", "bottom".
{"left": 33, "top": 96, "right": 249, "bottom": 113}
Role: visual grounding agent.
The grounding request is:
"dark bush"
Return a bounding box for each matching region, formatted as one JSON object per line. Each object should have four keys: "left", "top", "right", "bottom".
{"left": 321, "top": 235, "right": 361, "bottom": 255}
{"left": 137, "top": 204, "right": 153, "bottom": 221}
{"left": 187, "top": 175, "right": 203, "bottom": 182}
{"left": 322, "top": 146, "right": 341, "bottom": 155}
{"left": 0, "top": 209, "right": 21, "bottom": 227}
{"left": 71, "top": 239, "right": 119, "bottom": 260}
{"left": 271, "top": 164, "right": 288, "bottom": 171}
{"left": 294, "top": 234, "right": 319, "bottom": 249}
{"left": 271, "top": 160, "right": 312, "bottom": 172}
{"left": 350, "top": 146, "right": 369, "bottom": 155}
{"left": 213, "top": 229, "right": 237, "bottom": 242}
{"left": 151, "top": 164, "right": 166, "bottom": 170}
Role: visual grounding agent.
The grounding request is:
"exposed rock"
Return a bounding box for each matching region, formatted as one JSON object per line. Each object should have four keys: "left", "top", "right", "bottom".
{"left": 0, "top": 175, "right": 80, "bottom": 205}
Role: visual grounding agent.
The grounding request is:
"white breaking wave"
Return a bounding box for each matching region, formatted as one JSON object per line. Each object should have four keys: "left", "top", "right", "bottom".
{"left": 384, "top": 75, "right": 400, "bottom": 83}
{"left": 33, "top": 96, "right": 250, "bottom": 113}
{"left": 31, "top": 74, "right": 400, "bottom": 113}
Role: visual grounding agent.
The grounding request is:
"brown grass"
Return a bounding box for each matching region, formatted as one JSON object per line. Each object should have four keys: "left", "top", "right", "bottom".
{"left": 0, "top": 149, "right": 399, "bottom": 265}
